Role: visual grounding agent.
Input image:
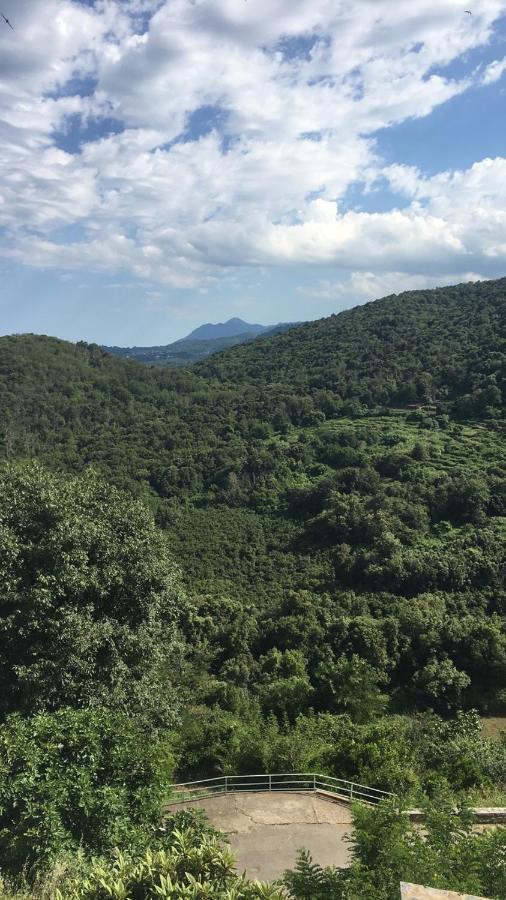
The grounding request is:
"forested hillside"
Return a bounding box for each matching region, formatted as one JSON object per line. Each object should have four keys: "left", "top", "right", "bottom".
{"left": 0, "top": 278, "right": 505, "bottom": 720}
{"left": 197, "top": 278, "right": 505, "bottom": 415}
{"left": 0, "top": 278, "right": 505, "bottom": 896}
{"left": 1, "top": 278, "right": 504, "bottom": 485}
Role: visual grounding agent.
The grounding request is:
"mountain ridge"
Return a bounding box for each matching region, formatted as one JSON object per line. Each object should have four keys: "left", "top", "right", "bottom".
{"left": 105, "top": 320, "right": 302, "bottom": 366}
{"left": 182, "top": 317, "right": 266, "bottom": 341}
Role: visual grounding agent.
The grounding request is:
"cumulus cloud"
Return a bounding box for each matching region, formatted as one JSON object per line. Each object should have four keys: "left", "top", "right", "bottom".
{"left": 0, "top": 0, "right": 506, "bottom": 292}
{"left": 301, "top": 271, "right": 486, "bottom": 303}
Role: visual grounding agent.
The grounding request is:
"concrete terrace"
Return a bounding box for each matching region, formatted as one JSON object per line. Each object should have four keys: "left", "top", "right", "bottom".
{"left": 168, "top": 790, "right": 353, "bottom": 881}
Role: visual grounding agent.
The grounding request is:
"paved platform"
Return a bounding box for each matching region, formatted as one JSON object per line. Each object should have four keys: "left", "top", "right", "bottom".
{"left": 401, "top": 885, "right": 490, "bottom": 900}
{"left": 167, "top": 791, "right": 353, "bottom": 881}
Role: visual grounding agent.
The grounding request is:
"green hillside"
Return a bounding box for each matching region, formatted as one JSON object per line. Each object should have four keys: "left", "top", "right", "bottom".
{"left": 0, "top": 278, "right": 505, "bottom": 895}
{"left": 197, "top": 277, "right": 505, "bottom": 417}
{"left": 0, "top": 278, "right": 503, "bottom": 508}
{"left": 0, "top": 278, "right": 504, "bottom": 720}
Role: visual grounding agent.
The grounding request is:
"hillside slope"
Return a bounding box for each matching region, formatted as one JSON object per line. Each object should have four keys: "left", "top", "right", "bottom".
{"left": 197, "top": 278, "right": 506, "bottom": 416}
{"left": 0, "top": 278, "right": 505, "bottom": 716}
{"left": 0, "top": 279, "right": 504, "bottom": 490}
{"left": 1, "top": 278, "right": 504, "bottom": 468}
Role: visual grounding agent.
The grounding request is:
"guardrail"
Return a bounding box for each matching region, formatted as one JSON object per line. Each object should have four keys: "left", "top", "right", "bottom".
{"left": 165, "top": 772, "right": 393, "bottom": 807}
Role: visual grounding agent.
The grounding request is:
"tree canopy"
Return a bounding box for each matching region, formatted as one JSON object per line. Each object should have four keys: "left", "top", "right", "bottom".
{"left": 0, "top": 462, "right": 186, "bottom": 726}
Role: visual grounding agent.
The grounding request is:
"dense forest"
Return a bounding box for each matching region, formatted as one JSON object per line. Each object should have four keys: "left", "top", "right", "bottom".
{"left": 0, "top": 277, "right": 504, "bottom": 896}
{"left": 196, "top": 278, "right": 505, "bottom": 414}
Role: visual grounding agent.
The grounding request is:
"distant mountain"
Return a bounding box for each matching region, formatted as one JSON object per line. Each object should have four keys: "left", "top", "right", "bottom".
{"left": 105, "top": 320, "right": 301, "bottom": 367}
{"left": 182, "top": 318, "right": 267, "bottom": 341}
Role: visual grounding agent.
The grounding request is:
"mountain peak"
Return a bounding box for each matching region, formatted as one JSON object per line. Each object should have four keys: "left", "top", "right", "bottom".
{"left": 182, "top": 318, "right": 266, "bottom": 341}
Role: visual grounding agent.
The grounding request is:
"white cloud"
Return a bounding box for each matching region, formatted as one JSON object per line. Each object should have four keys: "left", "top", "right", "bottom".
{"left": 301, "top": 271, "right": 485, "bottom": 302}
{"left": 0, "top": 0, "right": 506, "bottom": 292}
{"left": 482, "top": 55, "right": 506, "bottom": 83}
{"left": 381, "top": 157, "right": 506, "bottom": 269}
{"left": 253, "top": 202, "right": 465, "bottom": 268}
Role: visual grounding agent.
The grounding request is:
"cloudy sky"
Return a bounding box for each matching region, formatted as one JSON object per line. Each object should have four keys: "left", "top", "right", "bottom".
{"left": 1, "top": 0, "right": 506, "bottom": 344}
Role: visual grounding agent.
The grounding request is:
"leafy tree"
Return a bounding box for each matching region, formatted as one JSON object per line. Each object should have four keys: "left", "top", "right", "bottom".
{"left": 283, "top": 800, "right": 506, "bottom": 899}
{"left": 281, "top": 850, "right": 343, "bottom": 899}
{"left": 175, "top": 706, "right": 269, "bottom": 779}
{"left": 258, "top": 650, "right": 313, "bottom": 722}
{"left": 314, "top": 654, "right": 387, "bottom": 722}
{"left": 412, "top": 659, "right": 471, "bottom": 715}
{"left": 0, "top": 462, "right": 186, "bottom": 725}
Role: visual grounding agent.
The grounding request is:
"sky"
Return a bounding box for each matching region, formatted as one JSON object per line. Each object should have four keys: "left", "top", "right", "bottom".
{"left": 0, "top": 0, "right": 506, "bottom": 345}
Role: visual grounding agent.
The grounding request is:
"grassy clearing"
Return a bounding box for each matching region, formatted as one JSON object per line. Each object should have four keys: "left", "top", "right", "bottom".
{"left": 481, "top": 718, "right": 506, "bottom": 740}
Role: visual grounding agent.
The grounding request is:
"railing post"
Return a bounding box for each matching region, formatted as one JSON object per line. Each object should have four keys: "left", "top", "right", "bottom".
{"left": 225, "top": 776, "right": 228, "bottom": 794}
{"left": 269, "top": 774, "right": 272, "bottom": 792}
{"left": 350, "top": 782, "right": 354, "bottom": 801}
{"left": 313, "top": 774, "right": 316, "bottom": 792}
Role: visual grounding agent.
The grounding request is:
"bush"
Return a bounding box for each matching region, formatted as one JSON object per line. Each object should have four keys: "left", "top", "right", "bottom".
{"left": 0, "top": 707, "right": 175, "bottom": 873}
{"left": 283, "top": 800, "right": 506, "bottom": 899}
{"left": 0, "top": 819, "right": 284, "bottom": 898}
{"left": 57, "top": 829, "right": 284, "bottom": 899}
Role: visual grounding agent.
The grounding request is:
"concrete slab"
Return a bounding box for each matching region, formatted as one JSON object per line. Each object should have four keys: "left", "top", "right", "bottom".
{"left": 167, "top": 791, "right": 353, "bottom": 881}
{"left": 401, "top": 885, "right": 490, "bottom": 900}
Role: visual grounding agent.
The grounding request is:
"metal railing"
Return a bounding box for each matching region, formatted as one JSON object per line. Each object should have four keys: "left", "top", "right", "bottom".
{"left": 165, "top": 772, "right": 393, "bottom": 807}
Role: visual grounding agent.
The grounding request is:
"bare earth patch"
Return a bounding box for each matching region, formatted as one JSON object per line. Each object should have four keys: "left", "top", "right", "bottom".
{"left": 481, "top": 718, "right": 506, "bottom": 740}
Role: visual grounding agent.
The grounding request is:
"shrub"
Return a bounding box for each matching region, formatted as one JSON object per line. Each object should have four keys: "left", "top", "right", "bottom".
{"left": 57, "top": 829, "right": 284, "bottom": 899}
{"left": 0, "top": 707, "right": 175, "bottom": 873}
{"left": 283, "top": 800, "right": 506, "bottom": 899}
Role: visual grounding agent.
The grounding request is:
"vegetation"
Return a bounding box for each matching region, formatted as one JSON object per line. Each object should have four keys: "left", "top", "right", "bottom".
{"left": 57, "top": 831, "right": 283, "bottom": 899}
{"left": 0, "top": 814, "right": 283, "bottom": 898}
{"left": 282, "top": 800, "right": 506, "bottom": 899}
{"left": 0, "top": 708, "right": 175, "bottom": 873}
{"left": 175, "top": 706, "right": 506, "bottom": 798}
{"left": 0, "top": 277, "right": 504, "bottom": 894}
{"left": 197, "top": 278, "right": 505, "bottom": 418}
{"left": 0, "top": 463, "right": 186, "bottom": 726}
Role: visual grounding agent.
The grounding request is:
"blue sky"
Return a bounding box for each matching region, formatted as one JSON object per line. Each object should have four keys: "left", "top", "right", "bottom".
{"left": 1, "top": 0, "right": 506, "bottom": 344}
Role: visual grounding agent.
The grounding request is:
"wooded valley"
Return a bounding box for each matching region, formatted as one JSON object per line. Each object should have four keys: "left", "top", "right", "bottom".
{"left": 0, "top": 278, "right": 504, "bottom": 897}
